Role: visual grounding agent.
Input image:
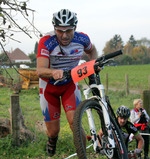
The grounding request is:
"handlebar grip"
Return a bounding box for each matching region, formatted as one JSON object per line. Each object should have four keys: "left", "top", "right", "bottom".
{"left": 51, "top": 70, "right": 71, "bottom": 85}
{"left": 104, "top": 50, "right": 123, "bottom": 60}
{"left": 96, "top": 50, "right": 123, "bottom": 62}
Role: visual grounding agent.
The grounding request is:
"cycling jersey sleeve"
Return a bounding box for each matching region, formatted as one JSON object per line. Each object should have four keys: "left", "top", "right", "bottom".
{"left": 37, "top": 35, "right": 50, "bottom": 59}
{"left": 82, "top": 33, "right": 92, "bottom": 52}
{"left": 73, "top": 32, "right": 93, "bottom": 53}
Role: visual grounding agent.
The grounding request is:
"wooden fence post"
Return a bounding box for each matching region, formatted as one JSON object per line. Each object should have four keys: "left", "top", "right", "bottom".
{"left": 11, "top": 93, "right": 20, "bottom": 146}
{"left": 105, "top": 73, "right": 108, "bottom": 94}
{"left": 125, "top": 74, "right": 129, "bottom": 95}
{"left": 142, "top": 90, "right": 150, "bottom": 119}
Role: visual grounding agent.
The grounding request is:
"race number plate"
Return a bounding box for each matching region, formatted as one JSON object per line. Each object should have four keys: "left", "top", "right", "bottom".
{"left": 71, "top": 60, "right": 96, "bottom": 83}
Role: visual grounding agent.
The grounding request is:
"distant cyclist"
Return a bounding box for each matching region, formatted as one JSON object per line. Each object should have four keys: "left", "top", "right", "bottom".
{"left": 36, "top": 9, "right": 98, "bottom": 157}
{"left": 99, "top": 105, "right": 144, "bottom": 156}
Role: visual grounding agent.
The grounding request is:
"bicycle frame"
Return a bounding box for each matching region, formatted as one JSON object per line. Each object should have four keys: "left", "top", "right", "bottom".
{"left": 83, "top": 82, "right": 115, "bottom": 152}
{"left": 53, "top": 50, "right": 128, "bottom": 159}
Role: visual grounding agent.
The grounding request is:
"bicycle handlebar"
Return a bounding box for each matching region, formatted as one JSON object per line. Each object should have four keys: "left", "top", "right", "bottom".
{"left": 96, "top": 50, "right": 123, "bottom": 62}
{"left": 103, "top": 50, "right": 122, "bottom": 60}
{"left": 94, "top": 50, "right": 122, "bottom": 70}
{"left": 53, "top": 50, "right": 123, "bottom": 85}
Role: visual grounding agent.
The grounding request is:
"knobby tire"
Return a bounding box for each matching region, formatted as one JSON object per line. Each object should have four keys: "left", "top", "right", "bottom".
{"left": 73, "top": 99, "right": 128, "bottom": 159}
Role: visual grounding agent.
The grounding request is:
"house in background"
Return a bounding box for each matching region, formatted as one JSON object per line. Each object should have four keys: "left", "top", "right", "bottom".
{"left": 7, "top": 48, "right": 31, "bottom": 63}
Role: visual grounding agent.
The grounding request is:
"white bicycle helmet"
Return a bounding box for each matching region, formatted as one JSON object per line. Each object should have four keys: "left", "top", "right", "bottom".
{"left": 116, "top": 105, "right": 131, "bottom": 118}
{"left": 52, "top": 9, "right": 78, "bottom": 27}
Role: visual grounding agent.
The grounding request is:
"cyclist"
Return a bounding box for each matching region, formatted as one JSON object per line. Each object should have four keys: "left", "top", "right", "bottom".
{"left": 99, "top": 105, "right": 144, "bottom": 156}
{"left": 130, "top": 99, "right": 150, "bottom": 159}
{"left": 36, "top": 9, "right": 98, "bottom": 157}
{"left": 116, "top": 106, "right": 144, "bottom": 153}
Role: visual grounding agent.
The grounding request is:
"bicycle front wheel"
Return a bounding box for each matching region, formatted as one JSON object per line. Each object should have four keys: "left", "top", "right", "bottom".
{"left": 73, "top": 99, "right": 128, "bottom": 159}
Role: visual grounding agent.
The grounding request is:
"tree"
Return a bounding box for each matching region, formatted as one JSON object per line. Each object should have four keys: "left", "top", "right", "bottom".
{"left": 137, "top": 38, "right": 150, "bottom": 48}
{"left": 111, "top": 34, "right": 123, "bottom": 49}
{"left": 124, "top": 42, "right": 134, "bottom": 55}
{"left": 103, "top": 36, "right": 150, "bottom": 65}
{"left": 28, "top": 52, "right": 36, "bottom": 64}
{"left": 116, "top": 54, "right": 133, "bottom": 65}
{"left": 0, "top": 52, "right": 8, "bottom": 62}
{"left": 103, "top": 34, "right": 124, "bottom": 55}
{"left": 128, "top": 35, "right": 137, "bottom": 47}
{"left": 34, "top": 42, "right": 38, "bottom": 54}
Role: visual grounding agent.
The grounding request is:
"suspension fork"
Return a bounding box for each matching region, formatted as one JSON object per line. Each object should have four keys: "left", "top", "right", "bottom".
{"left": 83, "top": 86, "right": 99, "bottom": 152}
{"left": 98, "top": 84, "right": 115, "bottom": 148}
{"left": 86, "top": 109, "right": 99, "bottom": 152}
{"left": 83, "top": 84, "right": 115, "bottom": 149}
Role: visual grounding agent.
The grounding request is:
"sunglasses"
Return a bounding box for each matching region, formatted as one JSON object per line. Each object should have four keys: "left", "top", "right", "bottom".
{"left": 55, "top": 27, "right": 75, "bottom": 34}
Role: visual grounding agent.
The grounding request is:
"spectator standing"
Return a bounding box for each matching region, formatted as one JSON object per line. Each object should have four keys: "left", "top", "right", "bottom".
{"left": 130, "top": 99, "right": 150, "bottom": 159}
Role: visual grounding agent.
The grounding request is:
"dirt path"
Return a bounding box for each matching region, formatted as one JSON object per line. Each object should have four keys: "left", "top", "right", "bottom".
{"left": 82, "top": 84, "right": 142, "bottom": 94}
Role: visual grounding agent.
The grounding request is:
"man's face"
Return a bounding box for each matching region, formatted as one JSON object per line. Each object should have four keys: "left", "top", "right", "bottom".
{"left": 55, "top": 26, "right": 75, "bottom": 46}
{"left": 118, "top": 116, "right": 128, "bottom": 127}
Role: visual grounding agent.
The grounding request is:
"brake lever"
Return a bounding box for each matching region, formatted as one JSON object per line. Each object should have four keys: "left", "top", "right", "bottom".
{"left": 54, "top": 76, "right": 67, "bottom": 85}
{"left": 94, "top": 59, "right": 114, "bottom": 71}
{"left": 102, "top": 59, "right": 114, "bottom": 65}
{"left": 53, "top": 70, "right": 71, "bottom": 85}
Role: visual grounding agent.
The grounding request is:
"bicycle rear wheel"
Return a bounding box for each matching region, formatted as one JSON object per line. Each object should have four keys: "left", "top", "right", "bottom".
{"left": 73, "top": 99, "right": 128, "bottom": 159}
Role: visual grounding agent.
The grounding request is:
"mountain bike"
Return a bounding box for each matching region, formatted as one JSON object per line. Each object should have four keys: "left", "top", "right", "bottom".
{"left": 71, "top": 50, "right": 128, "bottom": 159}
{"left": 54, "top": 50, "right": 128, "bottom": 159}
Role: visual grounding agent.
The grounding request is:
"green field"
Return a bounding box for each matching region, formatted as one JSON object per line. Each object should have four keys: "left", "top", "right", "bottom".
{"left": 99, "top": 64, "right": 150, "bottom": 90}
{"left": 0, "top": 64, "right": 150, "bottom": 158}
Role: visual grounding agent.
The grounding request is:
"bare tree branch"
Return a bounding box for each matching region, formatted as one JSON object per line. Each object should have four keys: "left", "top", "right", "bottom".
{"left": 0, "top": 0, "right": 42, "bottom": 86}
{"left": 0, "top": 0, "right": 42, "bottom": 44}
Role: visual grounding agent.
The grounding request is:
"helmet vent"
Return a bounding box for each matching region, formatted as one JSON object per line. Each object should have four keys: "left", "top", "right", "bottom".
{"left": 68, "top": 11, "right": 71, "bottom": 19}
{"left": 62, "top": 16, "right": 66, "bottom": 23}
{"left": 58, "top": 12, "right": 61, "bottom": 19}
{"left": 52, "top": 9, "right": 78, "bottom": 27}
{"left": 63, "top": 9, "right": 66, "bottom": 15}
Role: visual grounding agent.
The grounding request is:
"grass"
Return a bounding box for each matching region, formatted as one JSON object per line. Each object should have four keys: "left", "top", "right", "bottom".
{"left": 0, "top": 87, "right": 76, "bottom": 159}
{"left": 99, "top": 64, "right": 150, "bottom": 90}
{"left": 0, "top": 64, "right": 150, "bottom": 158}
{"left": 0, "top": 86, "right": 141, "bottom": 159}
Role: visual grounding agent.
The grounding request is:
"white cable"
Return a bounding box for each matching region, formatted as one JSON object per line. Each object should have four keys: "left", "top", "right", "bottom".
{"left": 64, "top": 153, "right": 77, "bottom": 159}
{"left": 140, "top": 132, "right": 150, "bottom": 135}
{"left": 64, "top": 144, "right": 93, "bottom": 159}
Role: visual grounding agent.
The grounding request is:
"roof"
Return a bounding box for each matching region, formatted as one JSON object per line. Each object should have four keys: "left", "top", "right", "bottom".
{"left": 8, "top": 48, "right": 30, "bottom": 61}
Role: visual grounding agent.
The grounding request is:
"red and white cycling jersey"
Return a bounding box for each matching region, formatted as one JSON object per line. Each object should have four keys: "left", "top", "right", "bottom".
{"left": 37, "top": 31, "right": 92, "bottom": 84}
{"left": 37, "top": 31, "right": 93, "bottom": 121}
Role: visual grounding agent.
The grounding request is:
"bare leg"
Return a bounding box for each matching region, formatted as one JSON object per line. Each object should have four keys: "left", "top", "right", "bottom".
{"left": 66, "top": 110, "right": 75, "bottom": 131}
{"left": 45, "top": 119, "right": 60, "bottom": 157}
{"left": 45, "top": 119, "right": 60, "bottom": 137}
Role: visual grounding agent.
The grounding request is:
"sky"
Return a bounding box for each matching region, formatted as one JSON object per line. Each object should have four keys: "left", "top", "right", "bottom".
{"left": 2, "top": 0, "right": 150, "bottom": 56}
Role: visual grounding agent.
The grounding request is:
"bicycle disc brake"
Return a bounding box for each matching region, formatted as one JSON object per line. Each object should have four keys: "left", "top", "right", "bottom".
{"left": 101, "top": 136, "right": 114, "bottom": 158}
